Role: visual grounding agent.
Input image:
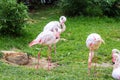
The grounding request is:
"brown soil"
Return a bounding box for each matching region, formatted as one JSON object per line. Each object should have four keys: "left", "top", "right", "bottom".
{"left": 25, "top": 57, "right": 58, "bottom": 70}
{"left": 0, "top": 50, "right": 58, "bottom": 70}
{"left": 1, "top": 57, "right": 58, "bottom": 70}
{"left": 1, "top": 50, "right": 112, "bottom": 70}
{"left": 92, "top": 62, "right": 113, "bottom": 67}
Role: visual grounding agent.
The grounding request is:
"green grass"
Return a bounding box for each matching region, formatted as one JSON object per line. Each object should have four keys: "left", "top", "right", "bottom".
{"left": 0, "top": 7, "right": 120, "bottom": 80}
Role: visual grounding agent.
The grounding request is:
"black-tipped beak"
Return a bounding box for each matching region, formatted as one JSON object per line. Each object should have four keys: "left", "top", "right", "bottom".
{"left": 112, "top": 62, "right": 115, "bottom": 65}
{"left": 56, "top": 37, "right": 59, "bottom": 39}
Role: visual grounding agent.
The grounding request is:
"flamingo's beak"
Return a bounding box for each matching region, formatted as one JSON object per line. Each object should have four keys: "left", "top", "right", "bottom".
{"left": 112, "top": 62, "right": 115, "bottom": 64}
{"left": 56, "top": 37, "right": 59, "bottom": 39}
{"left": 112, "top": 53, "right": 115, "bottom": 64}
{"left": 55, "top": 32, "right": 60, "bottom": 39}
{"left": 101, "top": 39, "right": 105, "bottom": 44}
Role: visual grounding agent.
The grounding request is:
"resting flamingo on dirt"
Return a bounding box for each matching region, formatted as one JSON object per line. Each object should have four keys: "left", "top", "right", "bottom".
{"left": 86, "top": 33, "right": 105, "bottom": 74}
{"left": 29, "top": 29, "right": 60, "bottom": 70}
{"left": 43, "top": 16, "right": 67, "bottom": 53}
{"left": 112, "top": 49, "right": 120, "bottom": 80}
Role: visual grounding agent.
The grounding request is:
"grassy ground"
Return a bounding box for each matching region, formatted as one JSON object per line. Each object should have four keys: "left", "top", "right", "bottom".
{"left": 0, "top": 7, "right": 120, "bottom": 80}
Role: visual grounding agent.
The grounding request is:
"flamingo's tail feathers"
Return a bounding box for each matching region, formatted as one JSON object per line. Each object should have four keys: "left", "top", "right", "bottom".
{"left": 29, "top": 40, "right": 38, "bottom": 47}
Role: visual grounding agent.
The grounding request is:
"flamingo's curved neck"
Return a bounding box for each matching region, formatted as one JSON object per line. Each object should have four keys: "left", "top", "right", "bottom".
{"left": 114, "top": 57, "right": 120, "bottom": 69}
{"left": 60, "top": 22, "right": 66, "bottom": 33}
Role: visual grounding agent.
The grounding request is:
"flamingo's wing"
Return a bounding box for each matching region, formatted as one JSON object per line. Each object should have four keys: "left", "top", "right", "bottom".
{"left": 41, "top": 32, "right": 56, "bottom": 45}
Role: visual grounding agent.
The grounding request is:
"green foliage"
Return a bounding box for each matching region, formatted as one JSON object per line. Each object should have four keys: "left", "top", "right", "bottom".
{"left": 0, "top": 0, "right": 28, "bottom": 36}
{"left": 59, "top": 0, "right": 120, "bottom": 17}
{"left": 85, "top": 1, "right": 103, "bottom": 16}
{"left": 0, "top": 52, "right": 3, "bottom": 59}
{"left": 88, "top": 0, "right": 120, "bottom": 17}
{"left": 58, "top": 0, "right": 88, "bottom": 17}
{"left": 100, "top": 0, "right": 120, "bottom": 17}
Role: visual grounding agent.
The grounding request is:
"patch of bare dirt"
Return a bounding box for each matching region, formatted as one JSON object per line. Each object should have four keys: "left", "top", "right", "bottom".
{"left": 25, "top": 18, "right": 38, "bottom": 24}
{"left": 0, "top": 50, "right": 58, "bottom": 70}
{"left": 24, "top": 57, "right": 58, "bottom": 70}
{"left": 92, "top": 62, "right": 113, "bottom": 67}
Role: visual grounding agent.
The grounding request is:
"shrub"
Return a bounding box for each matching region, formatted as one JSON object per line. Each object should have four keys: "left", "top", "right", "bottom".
{"left": 85, "top": 0, "right": 103, "bottom": 16}
{"left": 85, "top": 6, "right": 103, "bottom": 16}
{"left": 17, "top": 0, "right": 59, "bottom": 10}
{"left": 88, "top": 0, "right": 120, "bottom": 17}
{"left": 0, "top": 0, "right": 28, "bottom": 36}
{"left": 58, "top": 0, "right": 120, "bottom": 17}
{"left": 58, "top": 0, "right": 88, "bottom": 17}
{"left": 100, "top": 0, "right": 120, "bottom": 17}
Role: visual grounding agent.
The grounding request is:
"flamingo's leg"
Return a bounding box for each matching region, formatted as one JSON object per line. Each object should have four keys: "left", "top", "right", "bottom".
{"left": 93, "top": 51, "right": 97, "bottom": 76}
{"left": 36, "top": 47, "right": 42, "bottom": 69}
{"left": 36, "top": 51, "right": 40, "bottom": 69}
{"left": 54, "top": 44, "right": 57, "bottom": 54}
{"left": 88, "top": 49, "right": 94, "bottom": 74}
{"left": 48, "top": 45, "right": 52, "bottom": 70}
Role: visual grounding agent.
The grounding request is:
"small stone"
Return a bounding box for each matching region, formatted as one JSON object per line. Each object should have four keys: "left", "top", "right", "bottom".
{"left": 1, "top": 51, "right": 29, "bottom": 65}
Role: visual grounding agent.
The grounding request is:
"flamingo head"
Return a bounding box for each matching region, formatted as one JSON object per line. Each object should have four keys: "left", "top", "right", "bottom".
{"left": 59, "top": 16, "right": 66, "bottom": 25}
{"left": 112, "top": 49, "right": 120, "bottom": 64}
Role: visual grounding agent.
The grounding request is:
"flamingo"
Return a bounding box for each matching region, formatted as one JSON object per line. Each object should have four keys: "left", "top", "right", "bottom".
{"left": 112, "top": 49, "right": 120, "bottom": 64}
{"left": 86, "top": 33, "right": 105, "bottom": 74}
{"left": 43, "top": 16, "right": 67, "bottom": 54}
{"left": 112, "top": 49, "right": 120, "bottom": 80}
{"left": 43, "top": 16, "right": 67, "bottom": 33}
{"left": 29, "top": 30, "right": 60, "bottom": 70}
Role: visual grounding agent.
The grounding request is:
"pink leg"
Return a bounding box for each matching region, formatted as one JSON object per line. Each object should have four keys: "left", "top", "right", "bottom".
{"left": 36, "top": 52, "right": 40, "bottom": 69}
{"left": 54, "top": 44, "right": 56, "bottom": 54}
{"left": 48, "top": 45, "right": 52, "bottom": 70}
{"left": 88, "top": 49, "right": 94, "bottom": 74}
{"left": 93, "top": 52, "right": 97, "bottom": 76}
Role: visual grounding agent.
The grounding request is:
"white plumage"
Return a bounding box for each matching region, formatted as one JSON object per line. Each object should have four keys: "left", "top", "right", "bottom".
{"left": 86, "top": 33, "right": 104, "bottom": 74}
{"left": 112, "top": 49, "right": 120, "bottom": 80}
{"left": 43, "top": 16, "right": 67, "bottom": 34}
{"left": 112, "top": 49, "right": 120, "bottom": 64}
{"left": 43, "top": 16, "right": 67, "bottom": 54}
{"left": 29, "top": 30, "right": 60, "bottom": 69}
{"left": 86, "top": 33, "right": 104, "bottom": 50}
{"left": 43, "top": 21, "right": 62, "bottom": 33}
{"left": 112, "top": 68, "right": 120, "bottom": 80}
{"left": 29, "top": 30, "right": 60, "bottom": 46}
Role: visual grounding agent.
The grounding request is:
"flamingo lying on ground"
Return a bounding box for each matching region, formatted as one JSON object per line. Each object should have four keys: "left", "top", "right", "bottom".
{"left": 112, "top": 49, "right": 120, "bottom": 64}
{"left": 43, "top": 16, "right": 67, "bottom": 53}
{"left": 29, "top": 29, "right": 60, "bottom": 70}
{"left": 112, "top": 49, "right": 120, "bottom": 80}
{"left": 86, "top": 33, "right": 105, "bottom": 74}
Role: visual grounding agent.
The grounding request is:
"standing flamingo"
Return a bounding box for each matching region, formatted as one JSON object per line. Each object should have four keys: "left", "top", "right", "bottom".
{"left": 43, "top": 16, "right": 67, "bottom": 54}
{"left": 86, "top": 33, "right": 105, "bottom": 74}
{"left": 29, "top": 30, "right": 60, "bottom": 70}
{"left": 43, "top": 16, "right": 67, "bottom": 33}
{"left": 112, "top": 49, "right": 120, "bottom": 80}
